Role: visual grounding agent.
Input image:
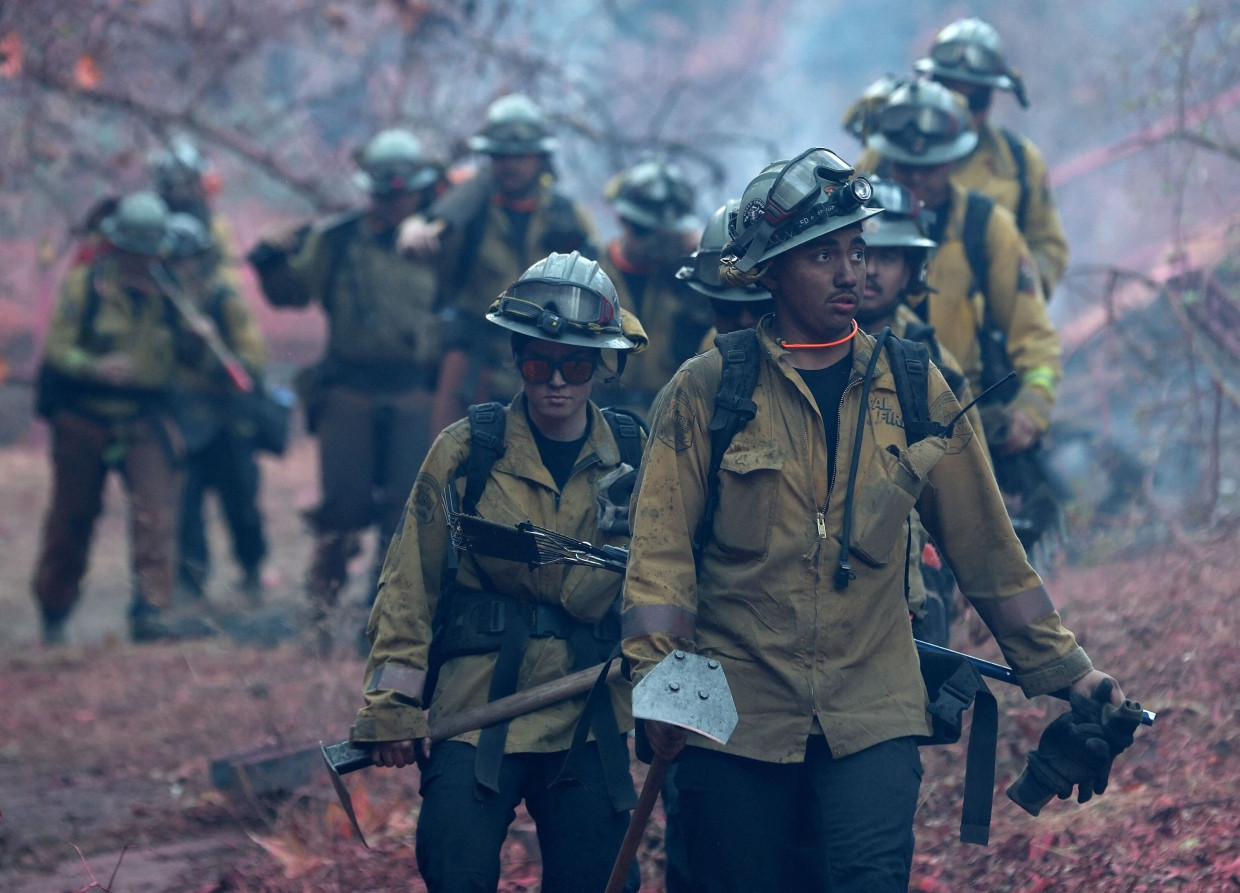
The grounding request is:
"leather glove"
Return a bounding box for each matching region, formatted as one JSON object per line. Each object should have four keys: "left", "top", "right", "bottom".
{"left": 595, "top": 463, "right": 637, "bottom": 534}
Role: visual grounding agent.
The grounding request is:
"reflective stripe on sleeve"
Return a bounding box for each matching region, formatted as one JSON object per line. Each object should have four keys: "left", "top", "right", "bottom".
{"left": 972, "top": 585, "right": 1056, "bottom": 637}
{"left": 1021, "top": 366, "right": 1057, "bottom": 394}
{"left": 367, "top": 663, "right": 427, "bottom": 700}
{"left": 621, "top": 604, "right": 696, "bottom": 640}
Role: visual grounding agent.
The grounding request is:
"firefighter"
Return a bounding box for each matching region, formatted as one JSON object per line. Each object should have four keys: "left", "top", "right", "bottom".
{"left": 164, "top": 212, "right": 270, "bottom": 604}
{"left": 864, "top": 79, "right": 1058, "bottom": 458}
{"left": 621, "top": 148, "right": 1129, "bottom": 891}
{"left": 866, "top": 80, "right": 1065, "bottom": 553}
{"left": 397, "top": 94, "right": 598, "bottom": 431}
{"left": 594, "top": 157, "right": 710, "bottom": 415}
{"left": 248, "top": 128, "right": 446, "bottom": 644}
{"left": 914, "top": 17, "right": 1070, "bottom": 296}
{"left": 33, "top": 192, "right": 203, "bottom": 643}
{"left": 352, "top": 252, "right": 647, "bottom": 893}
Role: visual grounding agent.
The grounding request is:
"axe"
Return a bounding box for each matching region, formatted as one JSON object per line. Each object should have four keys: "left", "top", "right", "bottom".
{"left": 603, "top": 651, "right": 737, "bottom": 893}
{"left": 322, "top": 659, "right": 623, "bottom": 846}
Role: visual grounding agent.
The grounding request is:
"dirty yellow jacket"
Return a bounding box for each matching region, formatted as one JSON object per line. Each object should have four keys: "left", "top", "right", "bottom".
{"left": 352, "top": 396, "right": 637, "bottom": 750}
{"left": 953, "top": 125, "right": 1069, "bottom": 296}
{"left": 273, "top": 214, "right": 442, "bottom": 375}
{"left": 622, "top": 321, "right": 1091, "bottom": 763}
{"left": 919, "top": 182, "right": 1060, "bottom": 433}
{"left": 43, "top": 258, "right": 180, "bottom": 419}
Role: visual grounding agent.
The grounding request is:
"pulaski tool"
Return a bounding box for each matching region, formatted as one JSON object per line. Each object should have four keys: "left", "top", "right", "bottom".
{"left": 321, "top": 659, "right": 623, "bottom": 846}
{"left": 603, "top": 650, "right": 738, "bottom": 893}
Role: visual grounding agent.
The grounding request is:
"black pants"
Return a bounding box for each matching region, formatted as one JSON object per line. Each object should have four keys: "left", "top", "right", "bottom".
{"left": 415, "top": 740, "right": 633, "bottom": 893}
{"left": 675, "top": 736, "right": 923, "bottom": 893}
{"left": 179, "top": 429, "right": 266, "bottom": 594}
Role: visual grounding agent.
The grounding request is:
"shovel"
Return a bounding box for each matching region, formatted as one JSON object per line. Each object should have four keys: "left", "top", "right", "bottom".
{"left": 602, "top": 650, "right": 737, "bottom": 893}
{"left": 321, "top": 659, "right": 623, "bottom": 846}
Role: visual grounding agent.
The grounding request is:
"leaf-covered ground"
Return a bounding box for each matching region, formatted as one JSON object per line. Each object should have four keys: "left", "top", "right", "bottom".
{"left": 0, "top": 437, "right": 1236, "bottom": 892}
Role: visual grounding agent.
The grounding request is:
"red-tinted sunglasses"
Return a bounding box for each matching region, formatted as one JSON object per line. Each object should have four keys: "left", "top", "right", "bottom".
{"left": 517, "top": 353, "right": 598, "bottom": 385}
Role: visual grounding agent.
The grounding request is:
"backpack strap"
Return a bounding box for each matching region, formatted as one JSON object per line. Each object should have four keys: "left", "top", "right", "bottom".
{"left": 462, "top": 402, "right": 507, "bottom": 516}
{"left": 600, "top": 406, "right": 646, "bottom": 468}
{"left": 695, "top": 329, "right": 761, "bottom": 576}
{"left": 885, "top": 335, "right": 952, "bottom": 446}
{"left": 961, "top": 191, "right": 994, "bottom": 304}
{"left": 902, "top": 321, "right": 967, "bottom": 399}
{"left": 1000, "top": 128, "right": 1030, "bottom": 233}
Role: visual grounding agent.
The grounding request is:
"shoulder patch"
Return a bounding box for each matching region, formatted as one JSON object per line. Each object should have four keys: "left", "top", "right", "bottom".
{"left": 412, "top": 472, "right": 442, "bottom": 525}
{"left": 657, "top": 392, "right": 697, "bottom": 454}
{"left": 1017, "top": 256, "right": 1037, "bottom": 295}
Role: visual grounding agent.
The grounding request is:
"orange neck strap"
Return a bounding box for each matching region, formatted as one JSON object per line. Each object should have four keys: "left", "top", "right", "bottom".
{"left": 778, "top": 319, "right": 859, "bottom": 350}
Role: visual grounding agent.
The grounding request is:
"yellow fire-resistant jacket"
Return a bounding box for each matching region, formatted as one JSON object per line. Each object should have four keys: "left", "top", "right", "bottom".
{"left": 351, "top": 395, "right": 638, "bottom": 750}
{"left": 43, "top": 257, "right": 180, "bottom": 419}
{"left": 953, "top": 124, "right": 1069, "bottom": 296}
{"left": 622, "top": 320, "right": 1091, "bottom": 763}
{"left": 270, "top": 215, "right": 442, "bottom": 377}
{"left": 919, "top": 182, "right": 1060, "bottom": 434}
{"left": 598, "top": 244, "right": 714, "bottom": 414}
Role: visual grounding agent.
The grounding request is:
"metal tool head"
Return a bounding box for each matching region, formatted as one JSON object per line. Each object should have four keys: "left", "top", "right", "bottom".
{"left": 320, "top": 741, "right": 369, "bottom": 847}
{"left": 632, "top": 651, "right": 738, "bottom": 745}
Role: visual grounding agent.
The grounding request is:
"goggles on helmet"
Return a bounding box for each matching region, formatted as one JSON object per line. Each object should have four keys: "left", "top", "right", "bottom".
{"left": 930, "top": 39, "right": 1005, "bottom": 77}
{"left": 759, "top": 177, "right": 873, "bottom": 253}
{"left": 496, "top": 280, "right": 621, "bottom": 340}
{"left": 761, "top": 148, "right": 855, "bottom": 229}
{"left": 729, "top": 150, "right": 871, "bottom": 272}
{"left": 516, "top": 352, "right": 598, "bottom": 385}
{"left": 879, "top": 102, "right": 963, "bottom": 141}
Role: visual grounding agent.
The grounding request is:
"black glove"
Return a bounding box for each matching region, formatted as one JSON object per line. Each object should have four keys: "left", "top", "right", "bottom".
{"left": 1008, "top": 679, "right": 1144, "bottom": 815}
{"left": 595, "top": 464, "right": 638, "bottom": 535}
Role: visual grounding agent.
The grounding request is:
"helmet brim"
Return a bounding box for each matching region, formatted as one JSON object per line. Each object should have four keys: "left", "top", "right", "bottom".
{"left": 914, "top": 57, "right": 1016, "bottom": 92}
{"left": 485, "top": 311, "right": 635, "bottom": 351}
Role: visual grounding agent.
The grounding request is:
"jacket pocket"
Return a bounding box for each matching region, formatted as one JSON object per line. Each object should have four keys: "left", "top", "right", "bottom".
{"left": 712, "top": 446, "right": 785, "bottom": 560}
{"left": 849, "top": 446, "right": 927, "bottom": 568}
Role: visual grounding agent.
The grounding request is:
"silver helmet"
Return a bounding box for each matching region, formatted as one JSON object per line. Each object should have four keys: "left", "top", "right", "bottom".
{"left": 353, "top": 129, "right": 441, "bottom": 196}
{"left": 488, "top": 251, "right": 634, "bottom": 350}
{"left": 468, "top": 94, "right": 558, "bottom": 156}
{"left": 724, "top": 148, "right": 880, "bottom": 273}
{"left": 914, "top": 17, "right": 1028, "bottom": 106}
{"left": 865, "top": 79, "right": 978, "bottom": 166}
{"left": 100, "top": 191, "right": 170, "bottom": 257}
{"left": 677, "top": 200, "right": 771, "bottom": 302}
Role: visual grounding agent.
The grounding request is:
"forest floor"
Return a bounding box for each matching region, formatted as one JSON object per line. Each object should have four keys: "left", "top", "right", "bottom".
{"left": 0, "top": 430, "right": 1237, "bottom": 892}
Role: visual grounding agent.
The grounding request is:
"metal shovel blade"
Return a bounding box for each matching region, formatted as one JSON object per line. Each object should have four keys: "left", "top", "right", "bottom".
{"left": 631, "top": 650, "right": 738, "bottom": 745}
{"left": 320, "top": 741, "right": 368, "bottom": 847}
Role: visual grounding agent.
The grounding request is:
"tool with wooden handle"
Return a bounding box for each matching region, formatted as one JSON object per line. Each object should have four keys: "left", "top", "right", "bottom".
{"left": 321, "top": 660, "right": 623, "bottom": 845}
{"left": 602, "top": 651, "right": 738, "bottom": 893}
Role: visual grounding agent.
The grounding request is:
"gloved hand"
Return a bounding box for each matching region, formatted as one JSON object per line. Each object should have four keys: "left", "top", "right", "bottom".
{"left": 1007, "top": 679, "right": 1143, "bottom": 815}
{"left": 595, "top": 463, "right": 638, "bottom": 534}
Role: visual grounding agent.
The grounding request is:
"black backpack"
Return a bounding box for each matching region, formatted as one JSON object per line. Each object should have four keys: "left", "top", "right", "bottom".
{"left": 698, "top": 328, "right": 997, "bottom": 845}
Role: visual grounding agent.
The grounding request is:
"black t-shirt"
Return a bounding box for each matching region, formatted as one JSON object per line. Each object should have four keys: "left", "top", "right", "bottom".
{"left": 527, "top": 408, "right": 589, "bottom": 491}
{"left": 794, "top": 350, "right": 853, "bottom": 492}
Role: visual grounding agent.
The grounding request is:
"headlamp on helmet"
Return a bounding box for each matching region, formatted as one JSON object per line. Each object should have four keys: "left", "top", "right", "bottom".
{"left": 724, "top": 148, "right": 882, "bottom": 273}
